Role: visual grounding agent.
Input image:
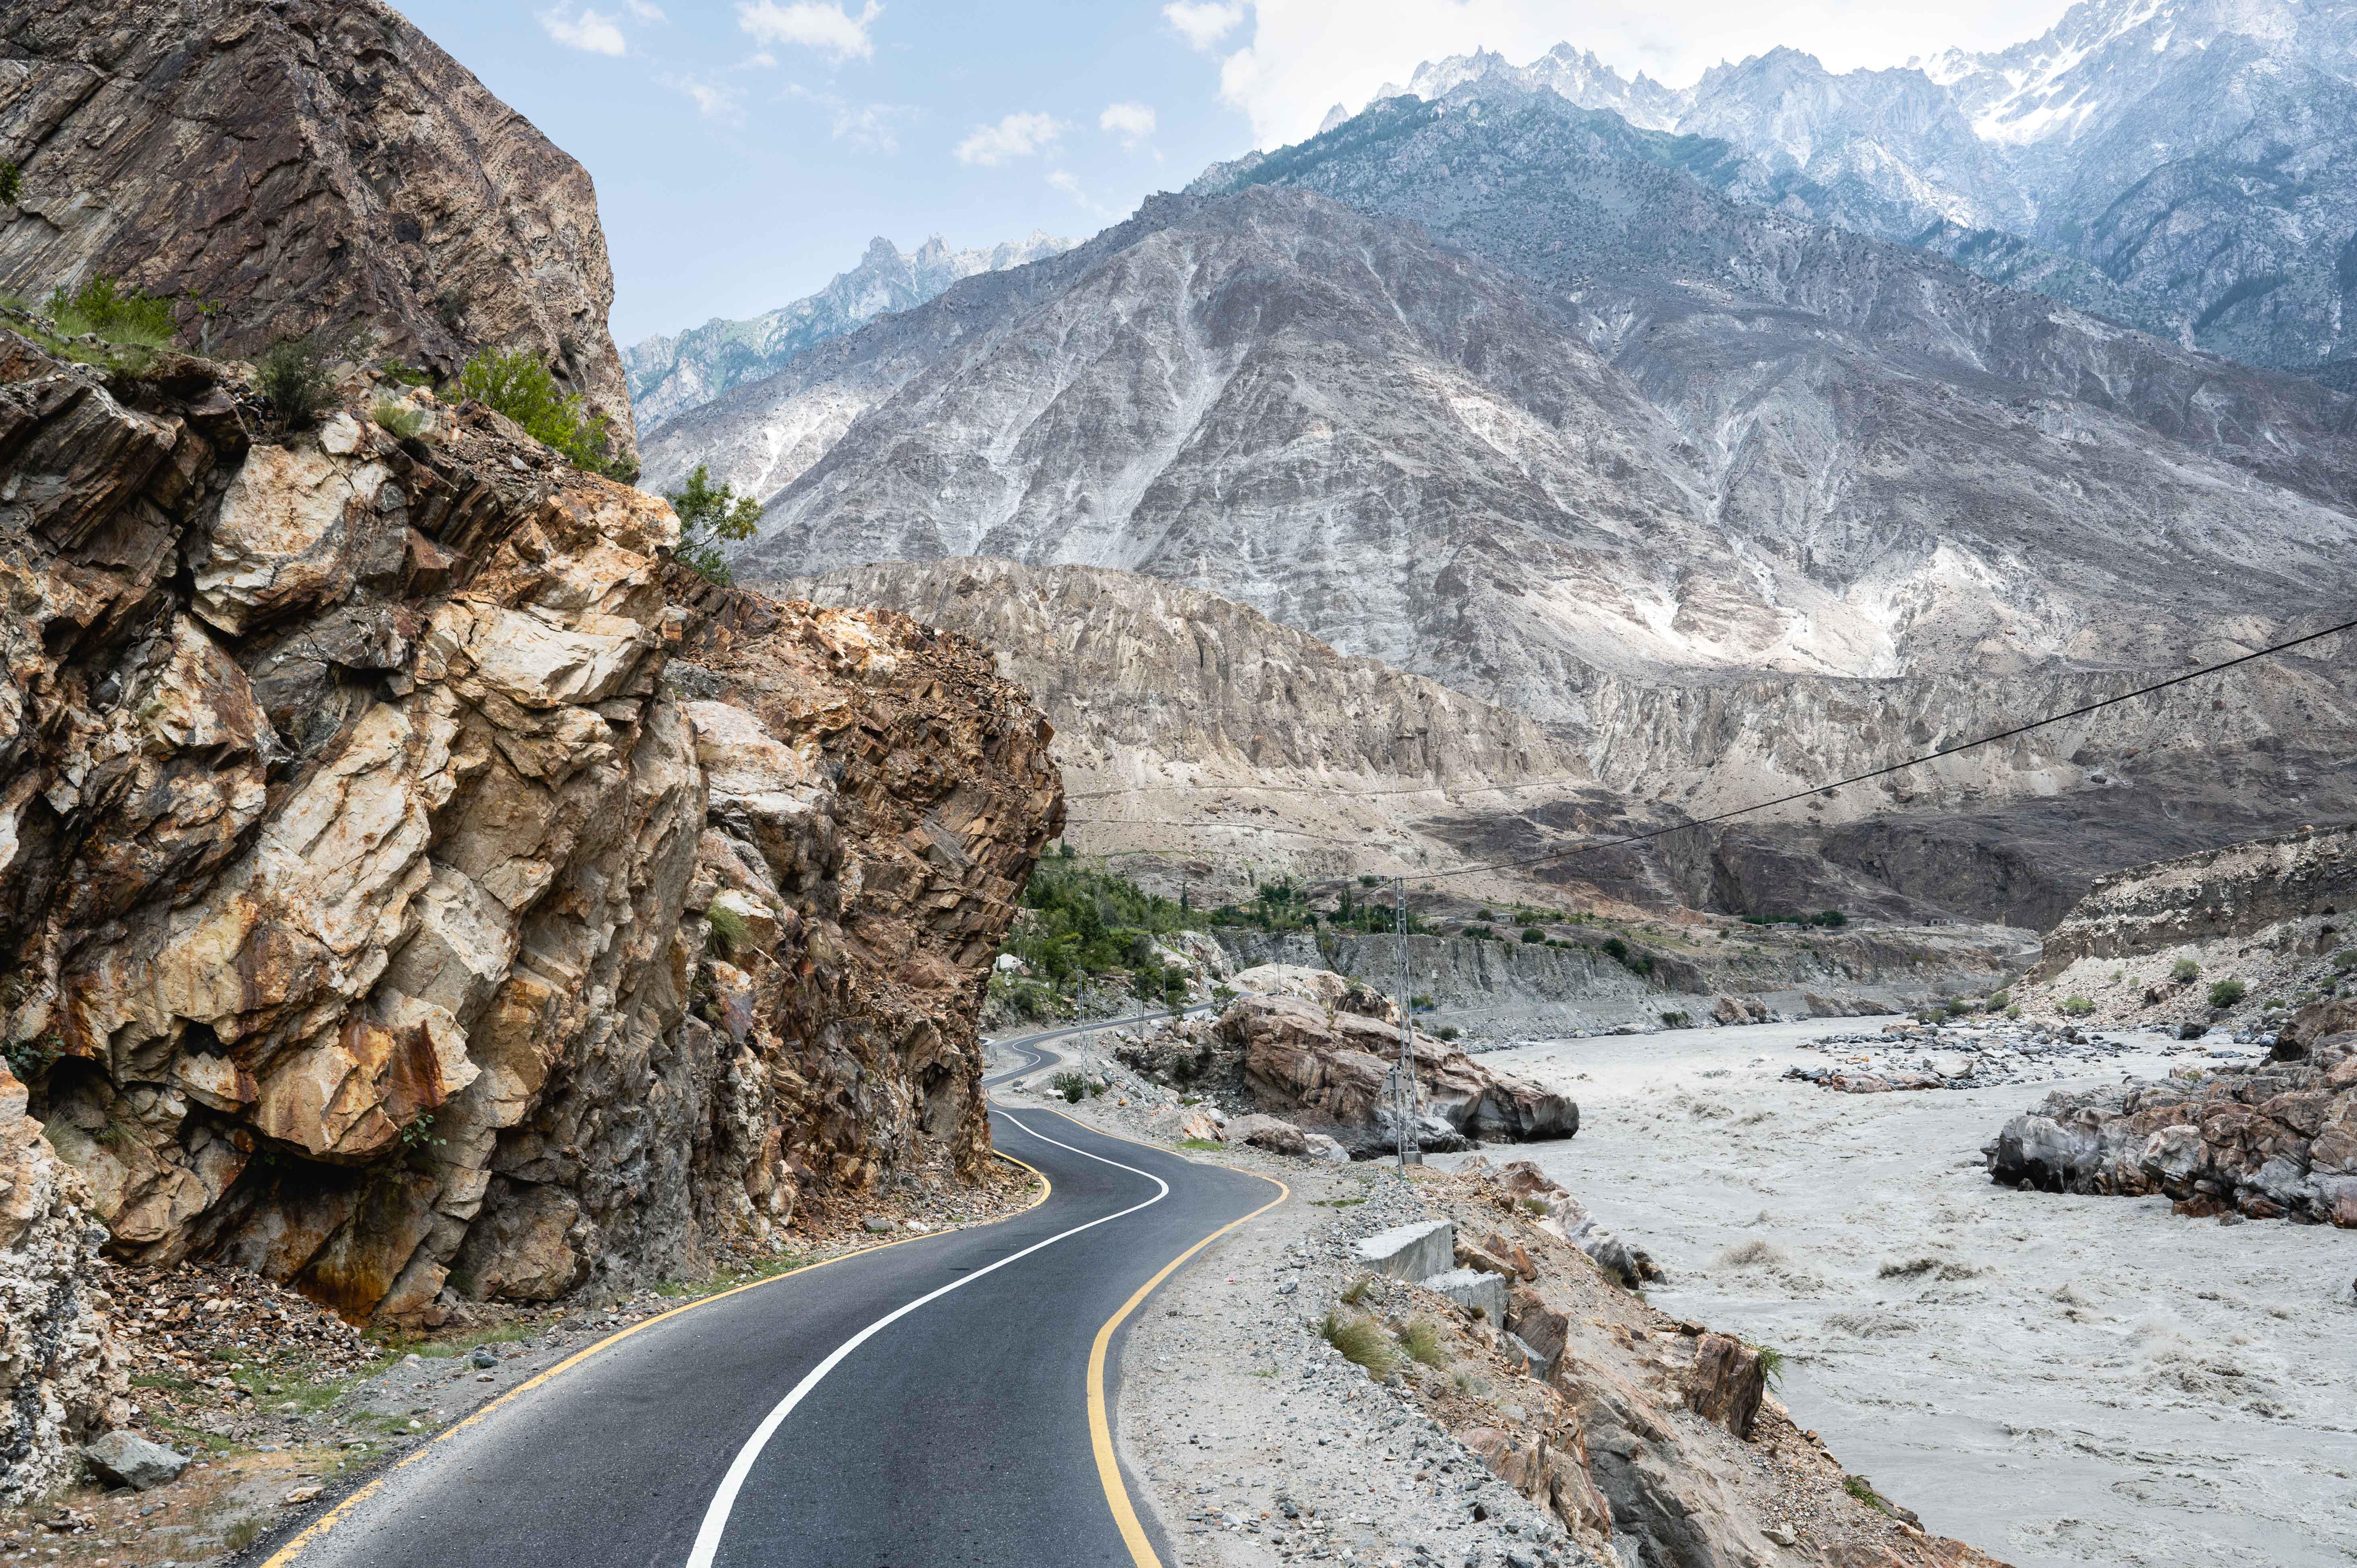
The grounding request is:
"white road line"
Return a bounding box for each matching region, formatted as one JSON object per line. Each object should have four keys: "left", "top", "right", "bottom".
{"left": 683, "top": 1113, "right": 1173, "bottom": 1568}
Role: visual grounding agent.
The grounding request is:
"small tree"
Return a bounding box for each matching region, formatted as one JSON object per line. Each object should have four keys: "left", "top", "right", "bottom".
{"left": 0, "top": 160, "right": 22, "bottom": 207}
{"left": 2207, "top": 978, "right": 2246, "bottom": 1010}
{"left": 457, "top": 347, "right": 629, "bottom": 478}
{"left": 662, "top": 465, "right": 762, "bottom": 584}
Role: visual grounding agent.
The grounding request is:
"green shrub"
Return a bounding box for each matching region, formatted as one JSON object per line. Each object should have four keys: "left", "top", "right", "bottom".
{"left": 2, "top": 1034, "right": 63, "bottom": 1081}
{"left": 704, "top": 901, "right": 750, "bottom": 954}
{"left": 0, "top": 161, "right": 20, "bottom": 206}
{"left": 1463, "top": 924, "right": 1494, "bottom": 940}
{"left": 2331, "top": 949, "right": 2355, "bottom": 973}
{"left": 1051, "top": 1071, "right": 1090, "bottom": 1104}
{"left": 1398, "top": 1317, "right": 1449, "bottom": 1369}
{"left": 1843, "top": 1476, "right": 1892, "bottom": 1515}
{"left": 1320, "top": 1309, "right": 1401, "bottom": 1379}
{"left": 1338, "top": 1275, "right": 1376, "bottom": 1305}
{"left": 1985, "top": 989, "right": 2010, "bottom": 1010}
{"left": 2171, "top": 958, "right": 2200, "bottom": 984}
{"left": 1001, "top": 861, "right": 1199, "bottom": 984}
{"left": 45, "top": 275, "right": 176, "bottom": 348}
{"left": 380, "top": 357, "right": 435, "bottom": 387}
{"left": 1435, "top": 1025, "right": 1459, "bottom": 1042}
{"left": 662, "top": 464, "right": 762, "bottom": 584}
{"left": 1660, "top": 1010, "right": 1691, "bottom": 1028}
{"left": 372, "top": 398, "right": 427, "bottom": 439}
{"left": 2208, "top": 979, "right": 2247, "bottom": 1010}
{"left": 1599, "top": 936, "right": 1652, "bottom": 975}
{"left": 258, "top": 333, "right": 337, "bottom": 427}
{"left": 2005, "top": 1005, "right": 2021, "bottom": 1020}
{"left": 1753, "top": 1343, "right": 1786, "bottom": 1389}
{"left": 1476, "top": 909, "right": 1497, "bottom": 922}
{"left": 2059, "top": 995, "right": 2096, "bottom": 1017}
{"left": 457, "top": 347, "right": 628, "bottom": 478}
{"left": 1520, "top": 927, "right": 1545, "bottom": 943}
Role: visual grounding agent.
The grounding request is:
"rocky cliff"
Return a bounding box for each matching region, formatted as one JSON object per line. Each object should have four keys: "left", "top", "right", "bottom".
{"left": 0, "top": 0, "right": 637, "bottom": 464}
{"left": 0, "top": 335, "right": 1058, "bottom": 1340}
{"left": 2032, "top": 825, "right": 2357, "bottom": 976}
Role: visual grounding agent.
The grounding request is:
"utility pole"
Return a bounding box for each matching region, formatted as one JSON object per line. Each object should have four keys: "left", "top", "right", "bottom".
{"left": 1393, "top": 875, "right": 1418, "bottom": 1171}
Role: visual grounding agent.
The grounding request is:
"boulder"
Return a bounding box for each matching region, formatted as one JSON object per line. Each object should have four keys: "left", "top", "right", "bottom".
{"left": 1227, "top": 1114, "right": 1308, "bottom": 1155}
{"left": 1225, "top": 989, "right": 1576, "bottom": 1145}
{"left": 1228, "top": 964, "right": 1396, "bottom": 1021}
{"left": 1682, "top": 1333, "right": 1766, "bottom": 1440}
{"left": 81, "top": 1430, "right": 189, "bottom": 1491}
{"left": 1351, "top": 1219, "right": 1455, "bottom": 1281}
{"left": 1149, "top": 1106, "right": 1222, "bottom": 1143}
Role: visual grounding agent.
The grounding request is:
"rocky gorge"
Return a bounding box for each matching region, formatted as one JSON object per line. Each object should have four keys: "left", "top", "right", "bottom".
{"left": 0, "top": 335, "right": 1060, "bottom": 1493}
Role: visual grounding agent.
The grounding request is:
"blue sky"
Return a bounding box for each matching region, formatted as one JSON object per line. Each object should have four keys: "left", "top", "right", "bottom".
{"left": 391, "top": 0, "right": 2073, "bottom": 348}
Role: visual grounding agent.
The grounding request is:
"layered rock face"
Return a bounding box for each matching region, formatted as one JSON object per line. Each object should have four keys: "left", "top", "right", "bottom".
{"left": 2031, "top": 825, "right": 2357, "bottom": 976}
{"left": 0, "top": 338, "right": 1057, "bottom": 1324}
{"left": 0, "top": 0, "right": 636, "bottom": 464}
{"left": 1987, "top": 1029, "right": 2357, "bottom": 1225}
{"left": 0, "top": 1064, "right": 127, "bottom": 1504}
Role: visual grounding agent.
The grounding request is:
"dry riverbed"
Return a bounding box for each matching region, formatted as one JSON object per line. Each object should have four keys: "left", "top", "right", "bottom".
{"left": 1460, "top": 1018, "right": 2357, "bottom": 1568}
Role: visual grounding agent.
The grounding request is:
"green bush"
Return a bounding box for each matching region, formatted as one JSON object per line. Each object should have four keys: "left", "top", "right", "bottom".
{"left": 662, "top": 464, "right": 762, "bottom": 584}
{"left": 1051, "top": 1071, "right": 1090, "bottom": 1104}
{"left": 1435, "top": 1025, "right": 1460, "bottom": 1042}
{"left": 1463, "top": 924, "right": 1494, "bottom": 940}
{"left": 1985, "top": 989, "right": 2010, "bottom": 1010}
{"left": 2331, "top": 949, "right": 2355, "bottom": 973}
{"left": 1520, "top": 927, "right": 1545, "bottom": 943}
{"left": 457, "top": 347, "right": 629, "bottom": 478}
{"left": 1598, "top": 935, "right": 1652, "bottom": 975}
{"left": 372, "top": 398, "right": 427, "bottom": 439}
{"left": 1001, "top": 862, "right": 1198, "bottom": 984}
{"left": 2207, "top": 979, "right": 2246, "bottom": 1009}
{"left": 704, "top": 901, "right": 750, "bottom": 955}
{"left": 258, "top": 333, "right": 337, "bottom": 427}
{"left": 1753, "top": 1343, "right": 1786, "bottom": 1389}
{"left": 0, "top": 161, "right": 21, "bottom": 207}
{"left": 2059, "top": 995, "right": 2096, "bottom": 1017}
{"left": 45, "top": 275, "right": 177, "bottom": 348}
{"left": 2170, "top": 958, "right": 2200, "bottom": 984}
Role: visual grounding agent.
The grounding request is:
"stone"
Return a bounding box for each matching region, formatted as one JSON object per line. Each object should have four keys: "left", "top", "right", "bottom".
{"left": 1682, "top": 1333, "right": 1766, "bottom": 1440}
{"left": 1421, "top": 1267, "right": 1510, "bottom": 1325}
{"left": 1228, "top": 1114, "right": 1310, "bottom": 1155}
{"left": 81, "top": 1430, "right": 188, "bottom": 1490}
{"left": 1300, "top": 1133, "right": 1351, "bottom": 1164}
{"left": 467, "top": 1348, "right": 499, "bottom": 1369}
{"left": 1352, "top": 1219, "right": 1455, "bottom": 1282}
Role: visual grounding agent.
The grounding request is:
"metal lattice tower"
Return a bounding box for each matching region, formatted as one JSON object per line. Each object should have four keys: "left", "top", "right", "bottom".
{"left": 1393, "top": 875, "right": 1417, "bottom": 1170}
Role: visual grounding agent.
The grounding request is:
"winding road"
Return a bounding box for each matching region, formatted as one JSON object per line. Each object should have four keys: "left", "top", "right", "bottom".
{"left": 263, "top": 1012, "right": 1277, "bottom": 1568}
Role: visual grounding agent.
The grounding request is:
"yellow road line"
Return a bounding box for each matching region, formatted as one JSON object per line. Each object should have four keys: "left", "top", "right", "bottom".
{"left": 1047, "top": 1102, "right": 1291, "bottom": 1568}
{"left": 261, "top": 1152, "right": 1051, "bottom": 1568}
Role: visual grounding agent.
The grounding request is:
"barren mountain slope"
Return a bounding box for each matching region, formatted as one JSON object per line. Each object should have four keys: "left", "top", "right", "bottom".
{"left": 0, "top": 0, "right": 638, "bottom": 460}
{"left": 775, "top": 558, "right": 2356, "bottom": 932}
{"left": 625, "top": 232, "right": 1073, "bottom": 429}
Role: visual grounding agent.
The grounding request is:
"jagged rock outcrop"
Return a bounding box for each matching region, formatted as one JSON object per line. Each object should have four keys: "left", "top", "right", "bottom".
{"left": 0, "top": 1063, "right": 128, "bottom": 1504}
{"left": 0, "top": 337, "right": 1058, "bottom": 1324}
{"left": 0, "top": 0, "right": 637, "bottom": 465}
{"left": 1223, "top": 991, "right": 1577, "bottom": 1149}
{"left": 1987, "top": 1030, "right": 2357, "bottom": 1225}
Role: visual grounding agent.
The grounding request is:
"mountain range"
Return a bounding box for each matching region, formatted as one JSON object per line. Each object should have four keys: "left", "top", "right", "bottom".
{"left": 623, "top": 230, "right": 1071, "bottom": 428}
{"left": 1375, "top": 0, "right": 2357, "bottom": 380}
{"left": 638, "top": 2, "right": 2357, "bottom": 924}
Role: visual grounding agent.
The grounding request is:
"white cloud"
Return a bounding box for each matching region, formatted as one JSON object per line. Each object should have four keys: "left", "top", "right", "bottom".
{"left": 1099, "top": 101, "right": 1157, "bottom": 148}
{"left": 747, "top": 51, "right": 777, "bottom": 66}
{"left": 538, "top": 5, "right": 627, "bottom": 55}
{"left": 955, "top": 111, "right": 1065, "bottom": 166}
{"left": 1048, "top": 168, "right": 1120, "bottom": 218}
{"left": 1164, "top": 0, "right": 1246, "bottom": 50}
{"left": 737, "top": 0, "right": 882, "bottom": 62}
{"left": 664, "top": 74, "right": 745, "bottom": 123}
{"left": 833, "top": 103, "right": 908, "bottom": 152}
{"left": 1217, "top": 0, "right": 2075, "bottom": 148}
{"left": 622, "top": 0, "right": 666, "bottom": 19}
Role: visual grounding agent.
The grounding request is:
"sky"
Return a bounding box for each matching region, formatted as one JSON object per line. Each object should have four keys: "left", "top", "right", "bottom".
{"left": 391, "top": 0, "right": 2077, "bottom": 347}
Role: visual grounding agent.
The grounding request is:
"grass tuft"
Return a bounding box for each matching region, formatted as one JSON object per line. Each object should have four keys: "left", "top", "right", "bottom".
{"left": 1338, "top": 1274, "right": 1377, "bottom": 1305}
{"left": 1321, "top": 1309, "right": 1401, "bottom": 1379}
{"left": 1753, "top": 1344, "right": 1787, "bottom": 1389}
{"left": 1398, "top": 1316, "right": 1449, "bottom": 1369}
{"left": 372, "top": 397, "right": 428, "bottom": 439}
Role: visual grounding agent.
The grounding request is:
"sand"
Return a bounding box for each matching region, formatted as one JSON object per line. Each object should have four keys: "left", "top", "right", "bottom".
{"left": 1451, "top": 1018, "right": 2357, "bottom": 1568}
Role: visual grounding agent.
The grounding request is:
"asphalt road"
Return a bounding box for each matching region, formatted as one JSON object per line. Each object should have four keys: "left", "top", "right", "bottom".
{"left": 266, "top": 1019, "right": 1277, "bottom": 1568}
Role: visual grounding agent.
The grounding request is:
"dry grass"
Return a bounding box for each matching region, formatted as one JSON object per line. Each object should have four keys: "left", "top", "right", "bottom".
{"left": 1321, "top": 1309, "right": 1402, "bottom": 1379}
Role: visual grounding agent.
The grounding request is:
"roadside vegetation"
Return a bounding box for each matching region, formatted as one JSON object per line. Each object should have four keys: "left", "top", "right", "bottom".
{"left": 458, "top": 346, "right": 636, "bottom": 480}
